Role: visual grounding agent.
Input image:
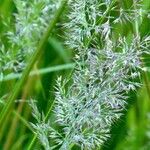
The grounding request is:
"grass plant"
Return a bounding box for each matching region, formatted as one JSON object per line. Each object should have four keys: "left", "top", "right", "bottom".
{"left": 0, "top": 0, "right": 150, "bottom": 150}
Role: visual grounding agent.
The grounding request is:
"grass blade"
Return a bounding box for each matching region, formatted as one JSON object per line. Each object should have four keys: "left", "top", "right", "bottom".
{"left": 0, "top": 63, "right": 75, "bottom": 82}
{"left": 0, "top": 0, "right": 68, "bottom": 126}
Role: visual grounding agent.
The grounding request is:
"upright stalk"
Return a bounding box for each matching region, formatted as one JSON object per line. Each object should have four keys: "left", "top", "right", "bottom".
{"left": 0, "top": 0, "right": 68, "bottom": 126}
{"left": 26, "top": 1, "right": 68, "bottom": 149}
{"left": 133, "top": 0, "right": 150, "bottom": 100}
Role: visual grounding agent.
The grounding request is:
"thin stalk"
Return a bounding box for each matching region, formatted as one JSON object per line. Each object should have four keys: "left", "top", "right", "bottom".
{"left": 26, "top": 1, "right": 68, "bottom": 149}
{"left": 13, "top": 110, "right": 34, "bottom": 133}
{"left": 133, "top": 0, "right": 150, "bottom": 100}
{"left": 27, "top": 97, "right": 56, "bottom": 150}
{"left": 20, "top": 105, "right": 32, "bottom": 149}
{"left": 0, "top": 63, "right": 75, "bottom": 82}
{"left": 4, "top": 69, "right": 35, "bottom": 150}
{"left": 0, "top": 0, "right": 68, "bottom": 126}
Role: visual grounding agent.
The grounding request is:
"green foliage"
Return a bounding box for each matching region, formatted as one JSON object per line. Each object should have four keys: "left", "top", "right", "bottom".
{"left": 0, "top": 0, "right": 150, "bottom": 150}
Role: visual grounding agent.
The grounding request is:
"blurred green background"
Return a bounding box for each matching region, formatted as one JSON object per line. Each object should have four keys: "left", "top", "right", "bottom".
{"left": 0, "top": 0, "right": 150, "bottom": 150}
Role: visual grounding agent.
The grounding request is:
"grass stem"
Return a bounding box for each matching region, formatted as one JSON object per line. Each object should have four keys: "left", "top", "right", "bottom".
{"left": 0, "top": 0, "right": 68, "bottom": 128}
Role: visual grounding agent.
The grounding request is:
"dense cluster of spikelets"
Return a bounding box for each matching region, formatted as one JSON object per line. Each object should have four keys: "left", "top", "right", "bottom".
{"left": 29, "top": 0, "right": 150, "bottom": 150}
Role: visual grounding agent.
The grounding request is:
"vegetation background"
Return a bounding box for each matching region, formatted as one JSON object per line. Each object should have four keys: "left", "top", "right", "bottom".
{"left": 0, "top": 0, "right": 150, "bottom": 149}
